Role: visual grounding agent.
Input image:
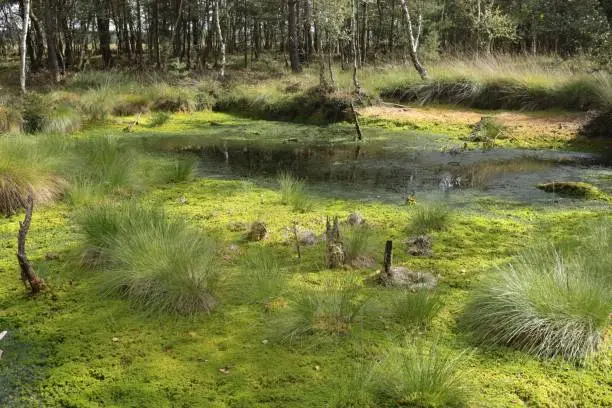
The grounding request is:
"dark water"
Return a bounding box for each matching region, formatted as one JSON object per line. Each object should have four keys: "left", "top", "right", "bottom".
{"left": 180, "top": 139, "right": 610, "bottom": 205}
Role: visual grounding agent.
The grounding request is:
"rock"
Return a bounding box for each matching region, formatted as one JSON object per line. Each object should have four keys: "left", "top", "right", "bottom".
{"left": 228, "top": 221, "right": 248, "bottom": 232}
{"left": 405, "top": 235, "right": 433, "bottom": 256}
{"left": 112, "top": 337, "right": 119, "bottom": 342}
{"left": 284, "top": 226, "right": 318, "bottom": 246}
{"left": 0, "top": 331, "right": 7, "bottom": 341}
{"left": 380, "top": 267, "right": 438, "bottom": 290}
{"left": 347, "top": 212, "right": 365, "bottom": 226}
{"left": 247, "top": 221, "right": 268, "bottom": 241}
{"left": 177, "top": 196, "right": 187, "bottom": 205}
{"left": 0, "top": 349, "right": 3, "bottom": 359}
{"left": 261, "top": 339, "right": 269, "bottom": 345}
{"left": 348, "top": 255, "right": 377, "bottom": 269}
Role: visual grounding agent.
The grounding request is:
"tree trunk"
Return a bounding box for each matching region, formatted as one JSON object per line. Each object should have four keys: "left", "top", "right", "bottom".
{"left": 351, "top": 0, "right": 361, "bottom": 91}
{"left": 97, "top": 1, "right": 112, "bottom": 69}
{"left": 44, "top": 0, "right": 60, "bottom": 82}
{"left": 152, "top": 0, "right": 161, "bottom": 67}
{"left": 20, "top": 0, "right": 31, "bottom": 93}
{"left": 17, "top": 192, "right": 43, "bottom": 294}
{"left": 214, "top": 0, "right": 226, "bottom": 77}
{"left": 165, "top": 0, "right": 184, "bottom": 67}
{"left": 287, "top": 0, "right": 301, "bottom": 72}
{"left": 399, "top": 0, "right": 428, "bottom": 80}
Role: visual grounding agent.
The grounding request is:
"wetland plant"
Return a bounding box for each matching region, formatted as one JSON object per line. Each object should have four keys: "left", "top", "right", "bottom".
{"left": 239, "top": 246, "right": 286, "bottom": 304}
{"left": 373, "top": 344, "right": 470, "bottom": 407}
{"left": 463, "top": 225, "right": 611, "bottom": 361}
{"left": 342, "top": 224, "right": 374, "bottom": 266}
{"left": 391, "top": 290, "right": 444, "bottom": 329}
{"left": 158, "top": 155, "right": 198, "bottom": 183}
{"left": 41, "top": 104, "right": 82, "bottom": 134}
{"left": 275, "top": 274, "right": 369, "bottom": 341}
{"left": 78, "top": 203, "right": 218, "bottom": 315}
{"left": 277, "top": 171, "right": 313, "bottom": 212}
{"left": 409, "top": 204, "right": 451, "bottom": 234}
{"left": 149, "top": 111, "right": 171, "bottom": 127}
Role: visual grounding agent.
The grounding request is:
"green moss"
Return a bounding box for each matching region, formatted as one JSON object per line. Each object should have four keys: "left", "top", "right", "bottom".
{"left": 536, "top": 181, "right": 609, "bottom": 200}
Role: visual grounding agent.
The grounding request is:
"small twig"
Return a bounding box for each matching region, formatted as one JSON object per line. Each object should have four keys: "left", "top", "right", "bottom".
{"left": 293, "top": 222, "right": 301, "bottom": 261}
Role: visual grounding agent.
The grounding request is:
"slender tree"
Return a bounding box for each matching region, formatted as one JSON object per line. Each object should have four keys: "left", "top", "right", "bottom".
{"left": 20, "top": 0, "right": 31, "bottom": 93}
{"left": 399, "top": 0, "right": 428, "bottom": 80}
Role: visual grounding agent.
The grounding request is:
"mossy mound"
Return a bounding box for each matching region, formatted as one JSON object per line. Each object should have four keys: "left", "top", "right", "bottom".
{"left": 536, "top": 182, "right": 608, "bottom": 200}
{"left": 214, "top": 86, "right": 353, "bottom": 124}
{"left": 580, "top": 108, "right": 612, "bottom": 139}
{"left": 112, "top": 95, "right": 151, "bottom": 116}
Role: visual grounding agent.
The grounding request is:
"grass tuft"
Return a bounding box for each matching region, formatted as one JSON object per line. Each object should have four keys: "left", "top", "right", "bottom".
{"left": 277, "top": 171, "right": 312, "bottom": 212}
{"left": 77, "top": 203, "right": 218, "bottom": 315}
{"left": 391, "top": 290, "right": 444, "bottom": 329}
{"left": 373, "top": 344, "right": 470, "bottom": 407}
{"left": 42, "top": 104, "right": 82, "bottom": 134}
{"left": 238, "top": 246, "right": 286, "bottom": 304}
{"left": 462, "top": 223, "right": 611, "bottom": 361}
{"left": 342, "top": 224, "right": 374, "bottom": 264}
{"left": 409, "top": 204, "right": 451, "bottom": 234}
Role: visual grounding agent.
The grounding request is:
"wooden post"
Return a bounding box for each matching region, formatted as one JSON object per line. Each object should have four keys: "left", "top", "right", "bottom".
{"left": 383, "top": 240, "right": 393, "bottom": 277}
{"left": 17, "top": 191, "right": 43, "bottom": 294}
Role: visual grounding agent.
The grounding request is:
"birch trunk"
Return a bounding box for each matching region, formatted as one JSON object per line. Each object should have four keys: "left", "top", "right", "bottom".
{"left": 20, "top": 0, "right": 31, "bottom": 93}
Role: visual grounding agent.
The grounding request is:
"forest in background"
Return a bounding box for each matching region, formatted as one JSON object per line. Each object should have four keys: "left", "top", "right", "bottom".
{"left": 0, "top": 0, "right": 611, "bottom": 85}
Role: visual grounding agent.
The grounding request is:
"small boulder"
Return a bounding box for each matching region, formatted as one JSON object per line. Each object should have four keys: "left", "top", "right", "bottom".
{"left": 380, "top": 267, "right": 438, "bottom": 290}
{"left": 405, "top": 235, "right": 433, "bottom": 256}
{"left": 347, "top": 212, "right": 365, "bottom": 226}
{"left": 284, "top": 226, "right": 318, "bottom": 246}
{"left": 247, "top": 221, "right": 268, "bottom": 242}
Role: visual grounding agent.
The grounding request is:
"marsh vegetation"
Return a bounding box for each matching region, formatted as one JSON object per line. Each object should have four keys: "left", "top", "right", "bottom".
{"left": 1, "top": 0, "right": 611, "bottom": 406}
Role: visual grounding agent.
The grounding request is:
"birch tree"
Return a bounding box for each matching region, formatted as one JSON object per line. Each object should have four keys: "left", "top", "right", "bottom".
{"left": 399, "top": 0, "right": 429, "bottom": 80}
{"left": 20, "top": 0, "right": 31, "bottom": 93}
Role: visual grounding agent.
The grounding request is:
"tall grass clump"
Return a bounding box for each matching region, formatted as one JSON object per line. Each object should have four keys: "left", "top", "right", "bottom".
{"left": 112, "top": 94, "right": 151, "bottom": 116}
{"left": 0, "top": 106, "right": 23, "bottom": 133}
{"left": 373, "top": 344, "right": 470, "bottom": 407}
{"left": 69, "top": 136, "right": 135, "bottom": 193}
{"left": 149, "top": 84, "right": 197, "bottom": 112}
{"left": 463, "top": 223, "right": 611, "bottom": 361}
{"left": 277, "top": 171, "right": 313, "bottom": 212}
{"left": 156, "top": 155, "right": 198, "bottom": 184}
{"left": 79, "top": 87, "right": 114, "bottom": 122}
{"left": 276, "top": 274, "right": 370, "bottom": 341}
{"left": 391, "top": 290, "right": 444, "bottom": 329}
{"left": 239, "top": 246, "right": 286, "bottom": 304}
{"left": 409, "top": 204, "right": 451, "bottom": 234}
{"left": 78, "top": 203, "right": 218, "bottom": 315}
{"left": 342, "top": 224, "right": 374, "bottom": 264}
{"left": 0, "top": 136, "right": 65, "bottom": 215}
{"left": 41, "top": 104, "right": 82, "bottom": 134}
{"left": 149, "top": 111, "right": 171, "bottom": 127}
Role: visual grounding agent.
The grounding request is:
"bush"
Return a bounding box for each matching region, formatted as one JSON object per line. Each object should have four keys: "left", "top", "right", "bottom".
{"left": 276, "top": 274, "right": 369, "bottom": 341}
{"left": 0, "top": 106, "right": 23, "bottom": 133}
{"left": 391, "top": 290, "right": 443, "bottom": 329}
{"left": 112, "top": 94, "right": 151, "bottom": 116}
{"left": 78, "top": 203, "right": 218, "bottom": 315}
{"left": 239, "top": 246, "right": 286, "bottom": 304}
{"left": 21, "top": 93, "right": 47, "bottom": 133}
{"left": 462, "top": 224, "right": 611, "bottom": 361}
{"left": 373, "top": 344, "right": 470, "bottom": 407}
{"left": 409, "top": 204, "right": 451, "bottom": 234}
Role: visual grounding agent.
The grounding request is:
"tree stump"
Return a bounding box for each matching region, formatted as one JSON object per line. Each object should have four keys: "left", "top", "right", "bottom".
{"left": 325, "top": 217, "right": 345, "bottom": 268}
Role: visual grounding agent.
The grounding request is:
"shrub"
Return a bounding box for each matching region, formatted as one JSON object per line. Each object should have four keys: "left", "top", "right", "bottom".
{"left": 276, "top": 274, "right": 369, "bottom": 341}
{"left": 112, "top": 95, "right": 151, "bottom": 116}
{"left": 391, "top": 290, "right": 444, "bottom": 329}
{"left": 0, "top": 106, "right": 23, "bottom": 133}
{"left": 21, "top": 93, "right": 47, "bottom": 133}
{"left": 462, "top": 227, "right": 611, "bottom": 362}
{"left": 42, "top": 104, "right": 82, "bottom": 134}
{"left": 78, "top": 203, "right": 218, "bottom": 315}
{"left": 409, "top": 204, "right": 451, "bottom": 234}
{"left": 373, "top": 344, "right": 470, "bottom": 407}
{"left": 239, "top": 246, "right": 286, "bottom": 304}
